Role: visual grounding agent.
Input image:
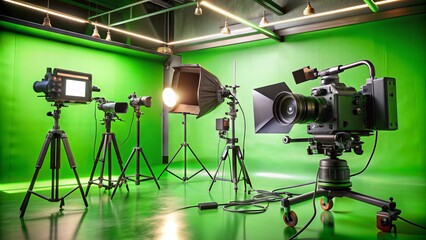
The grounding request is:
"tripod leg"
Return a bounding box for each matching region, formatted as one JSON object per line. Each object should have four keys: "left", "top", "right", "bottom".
{"left": 187, "top": 144, "right": 213, "bottom": 179}
{"left": 61, "top": 133, "right": 88, "bottom": 207}
{"left": 20, "top": 133, "right": 53, "bottom": 218}
{"left": 85, "top": 135, "right": 106, "bottom": 196}
{"left": 208, "top": 149, "right": 227, "bottom": 191}
{"left": 140, "top": 149, "right": 160, "bottom": 189}
{"left": 111, "top": 134, "right": 129, "bottom": 192}
{"left": 111, "top": 149, "right": 136, "bottom": 200}
{"left": 157, "top": 145, "right": 183, "bottom": 179}
{"left": 236, "top": 146, "right": 253, "bottom": 191}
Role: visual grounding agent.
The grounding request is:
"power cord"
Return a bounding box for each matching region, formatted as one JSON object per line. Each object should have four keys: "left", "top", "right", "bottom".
{"left": 92, "top": 101, "right": 98, "bottom": 161}
{"left": 120, "top": 111, "right": 135, "bottom": 146}
{"left": 288, "top": 170, "right": 320, "bottom": 240}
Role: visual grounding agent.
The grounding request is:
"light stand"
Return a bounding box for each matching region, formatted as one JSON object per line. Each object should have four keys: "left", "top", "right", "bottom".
{"left": 85, "top": 112, "right": 129, "bottom": 196}
{"left": 158, "top": 112, "right": 212, "bottom": 182}
{"left": 19, "top": 103, "right": 88, "bottom": 218}
{"left": 111, "top": 106, "right": 160, "bottom": 199}
{"left": 281, "top": 134, "right": 401, "bottom": 232}
{"left": 209, "top": 85, "right": 252, "bottom": 192}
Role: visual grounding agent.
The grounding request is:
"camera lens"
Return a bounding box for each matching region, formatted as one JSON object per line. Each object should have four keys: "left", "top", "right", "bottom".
{"left": 273, "top": 92, "right": 328, "bottom": 125}
{"left": 33, "top": 80, "right": 50, "bottom": 93}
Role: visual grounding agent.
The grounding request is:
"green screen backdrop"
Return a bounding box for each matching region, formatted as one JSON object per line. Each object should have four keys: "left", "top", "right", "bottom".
{"left": 169, "top": 13, "right": 426, "bottom": 217}
{"left": 0, "top": 21, "right": 165, "bottom": 184}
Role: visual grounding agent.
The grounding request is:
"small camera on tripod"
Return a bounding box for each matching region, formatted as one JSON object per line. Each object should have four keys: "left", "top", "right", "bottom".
{"left": 216, "top": 117, "right": 229, "bottom": 139}
{"left": 128, "top": 92, "right": 151, "bottom": 108}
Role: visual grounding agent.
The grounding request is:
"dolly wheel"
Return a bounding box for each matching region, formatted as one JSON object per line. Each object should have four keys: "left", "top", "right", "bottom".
{"left": 377, "top": 211, "right": 393, "bottom": 232}
{"left": 283, "top": 211, "right": 298, "bottom": 227}
{"left": 320, "top": 198, "right": 333, "bottom": 211}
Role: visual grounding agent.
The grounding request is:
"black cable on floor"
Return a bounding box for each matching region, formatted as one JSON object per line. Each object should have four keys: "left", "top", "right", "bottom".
{"left": 398, "top": 216, "right": 426, "bottom": 230}
{"left": 288, "top": 170, "right": 320, "bottom": 240}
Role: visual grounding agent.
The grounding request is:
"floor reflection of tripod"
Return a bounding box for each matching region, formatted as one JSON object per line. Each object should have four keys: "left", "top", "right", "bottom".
{"left": 19, "top": 103, "right": 88, "bottom": 218}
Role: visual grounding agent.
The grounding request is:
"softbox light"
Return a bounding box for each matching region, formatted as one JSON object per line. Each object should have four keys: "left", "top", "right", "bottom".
{"left": 169, "top": 64, "right": 224, "bottom": 118}
{"left": 252, "top": 82, "right": 294, "bottom": 133}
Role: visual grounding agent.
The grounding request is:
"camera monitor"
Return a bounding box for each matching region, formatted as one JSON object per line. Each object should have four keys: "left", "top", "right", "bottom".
{"left": 55, "top": 69, "right": 92, "bottom": 103}
{"left": 33, "top": 68, "right": 92, "bottom": 103}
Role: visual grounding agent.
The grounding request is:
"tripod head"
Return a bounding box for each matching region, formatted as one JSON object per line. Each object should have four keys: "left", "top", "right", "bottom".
{"left": 46, "top": 102, "right": 68, "bottom": 130}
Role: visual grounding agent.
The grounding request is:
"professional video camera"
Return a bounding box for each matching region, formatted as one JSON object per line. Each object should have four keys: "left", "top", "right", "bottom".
{"left": 254, "top": 60, "right": 397, "bottom": 138}
{"left": 33, "top": 68, "right": 99, "bottom": 103}
{"left": 272, "top": 60, "right": 398, "bottom": 136}
{"left": 252, "top": 60, "right": 401, "bottom": 233}
{"left": 128, "top": 92, "right": 151, "bottom": 108}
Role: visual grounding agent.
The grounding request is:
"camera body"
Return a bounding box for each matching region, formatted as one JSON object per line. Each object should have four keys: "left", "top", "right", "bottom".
{"left": 305, "top": 77, "right": 397, "bottom": 134}
{"left": 33, "top": 68, "right": 92, "bottom": 103}
{"left": 272, "top": 61, "right": 398, "bottom": 135}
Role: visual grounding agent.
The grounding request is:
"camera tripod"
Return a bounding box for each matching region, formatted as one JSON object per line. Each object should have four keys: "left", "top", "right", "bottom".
{"left": 209, "top": 86, "right": 252, "bottom": 192}
{"left": 281, "top": 134, "right": 401, "bottom": 232}
{"left": 111, "top": 106, "right": 160, "bottom": 199}
{"left": 158, "top": 112, "right": 212, "bottom": 182}
{"left": 85, "top": 112, "right": 129, "bottom": 196}
{"left": 19, "top": 103, "right": 88, "bottom": 218}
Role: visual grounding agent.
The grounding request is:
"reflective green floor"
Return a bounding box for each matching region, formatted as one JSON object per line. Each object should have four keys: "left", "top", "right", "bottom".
{"left": 1, "top": 162, "right": 425, "bottom": 240}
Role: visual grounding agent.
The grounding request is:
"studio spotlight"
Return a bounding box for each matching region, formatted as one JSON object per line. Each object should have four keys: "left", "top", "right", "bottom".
{"left": 162, "top": 87, "right": 178, "bottom": 107}
{"left": 163, "top": 64, "right": 227, "bottom": 118}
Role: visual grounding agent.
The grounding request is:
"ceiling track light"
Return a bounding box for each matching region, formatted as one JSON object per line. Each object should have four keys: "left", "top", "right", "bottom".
{"left": 194, "top": 1, "right": 203, "bottom": 15}
{"left": 261, "top": 0, "right": 398, "bottom": 28}
{"left": 200, "top": 1, "right": 281, "bottom": 42}
{"left": 220, "top": 18, "right": 231, "bottom": 34}
{"left": 303, "top": 1, "right": 315, "bottom": 16}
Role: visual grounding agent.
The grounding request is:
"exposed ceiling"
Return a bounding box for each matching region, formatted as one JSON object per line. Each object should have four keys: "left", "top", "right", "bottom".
{"left": 1, "top": 0, "right": 425, "bottom": 54}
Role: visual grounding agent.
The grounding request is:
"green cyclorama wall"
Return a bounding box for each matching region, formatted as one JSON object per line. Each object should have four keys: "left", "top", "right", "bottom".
{"left": 173, "top": 14, "right": 426, "bottom": 193}
{"left": 0, "top": 22, "right": 164, "bottom": 184}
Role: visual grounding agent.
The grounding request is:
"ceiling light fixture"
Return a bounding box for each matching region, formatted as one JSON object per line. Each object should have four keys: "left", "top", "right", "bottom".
{"left": 157, "top": 45, "right": 173, "bottom": 54}
{"left": 220, "top": 18, "right": 231, "bottom": 34}
{"left": 262, "top": 0, "right": 398, "bottom": 28}
{"left": 105, "top": 14, "right": 112, "bottom": 41}
{"left": 157, "top": 12, "right": 173, "bottom": 54}
{"left": 303, "top": 1, "right": 315, "bottom": 16}
{"left": 200, "top": 1, "right": 282, "bottom": 42}
{"left": 194, "top": 1, "right": 203, "bottom": 15}
{"left": 92, "top": 23, "right": 100, "bottom": 38}
{"left": 42, "top": 0, "right": 52, "bottom": 27}
{"left": 5, "top": 0, "right": 88, "bottom": 24}
{"left": 259, "top": 11, "right": 269, "bottom": 27}
{"left": 4, "top": 0, "right": 165, "bottom": 45}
